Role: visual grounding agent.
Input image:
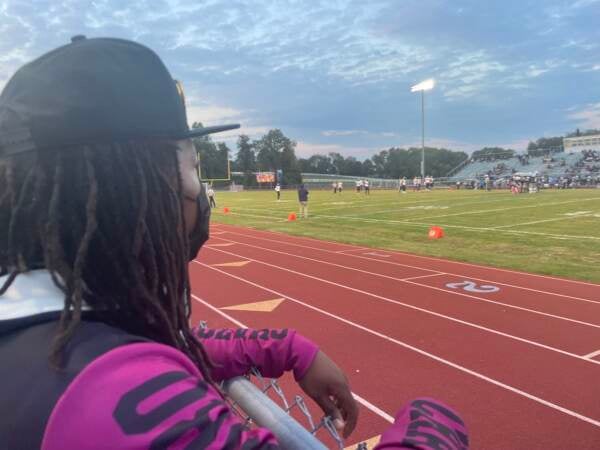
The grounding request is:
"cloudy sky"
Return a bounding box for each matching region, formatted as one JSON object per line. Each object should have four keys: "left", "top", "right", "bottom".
{"left": 1, "top": 0, "right": 599, "bottom": 158}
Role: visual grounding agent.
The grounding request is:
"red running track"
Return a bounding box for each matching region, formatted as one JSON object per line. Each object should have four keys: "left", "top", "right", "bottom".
{"left": 189, "top": 223, "right": 600, "bottom": 450}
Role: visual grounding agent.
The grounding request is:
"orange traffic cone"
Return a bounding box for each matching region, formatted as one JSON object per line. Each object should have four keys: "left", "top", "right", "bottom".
{"left": 223, "top": 207, "right": 230, "bottom": 214}
{"left": 287, "top": 212, "right": 297, "bottom": 221}
{"left": 428, "top": 226, "right": 444, "bottom": 239}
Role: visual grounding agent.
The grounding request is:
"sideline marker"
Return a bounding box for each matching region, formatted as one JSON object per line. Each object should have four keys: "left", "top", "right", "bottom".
{"left": 223, "top": 207, "right": 230, "bottom": 213}
{"left": 428, "top": 226, "right": 444, "bottom": 239}
{"left": 288, "top": 212, "right": 297, "bottom": 221}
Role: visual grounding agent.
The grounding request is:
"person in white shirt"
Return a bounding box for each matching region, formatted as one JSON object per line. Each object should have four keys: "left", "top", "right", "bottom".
{"left": 207, "top": 186, "right": 216, "bottom": 208}
{"left": 399, "top": 177, "right": 407, "bottom": 193}
{"left": 275, "top": 183, "right": 281, "bottom": 201}
{"left": 337, "top": 181, "right": 343, "bottom": 193}
{"left": 332, "top": 182, "right": 337, "bottom": 194}
{"left": 364, "top": 179, "right": 370, "bottom": 195}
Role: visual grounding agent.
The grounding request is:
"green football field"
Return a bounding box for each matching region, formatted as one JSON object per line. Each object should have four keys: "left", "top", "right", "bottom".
{"left": 209, "top": 187, "right": 600, "bottom": 282}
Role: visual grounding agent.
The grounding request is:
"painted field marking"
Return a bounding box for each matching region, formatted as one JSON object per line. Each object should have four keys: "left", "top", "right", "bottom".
{"left": 193, "top": 265, "right": 600, "bottom": 429}
{"left": 492, "top": 215, "right": 595, "bottom": 229}
{"left": 583, "top": 349, "right": 600, "bottom": 360}
{"left": 363, "top": 252, "right": 391, "bottom": 258}
{"left": 357, "top": 196, "right": 533, "bottom": 218}
{"left": 212, "top": 261, "right": 251, "bottom": 268}
{"left": 191, "top": 294, "right": 395, "bottom": 426}
{"left": 208, "top": 237, "right": 600, "bottom": 331}
{"left": 206, "top": 242, "right": 236, "bottom": 247}
{"left": 197, "top": 249, "right": 600, "bottom": 363}
{"left": 314, "top": 193, "right": 510, "bottom": 213}
{"left": 446, "top": 280, "right": 500, "bottom": 294}
{"left": 314, "top": 213, "right": 600, "bottom": 241}
{"left": 400, "top": 273, "right": 446, "bottom": 282}
{"left": 401, "top": 197, "right": 600, "bottom": 222}
{"left": 564, "top": 211, "right": 592, "bottom": 216}
{"left": 221, "top": 298, "right": 284, "bottom": 312}
{"left": 219, "top": 228, "right": 600, "bottom": 301}
{"left": 335, "top": 248, "right": 370, "bottom": 254}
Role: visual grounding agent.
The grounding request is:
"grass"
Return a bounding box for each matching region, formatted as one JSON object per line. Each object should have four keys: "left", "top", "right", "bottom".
{"left": 209, "top": 187, "right": 600, "bottom": 283}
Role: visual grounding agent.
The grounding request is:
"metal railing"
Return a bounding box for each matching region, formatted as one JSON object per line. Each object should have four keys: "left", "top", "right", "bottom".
{"left": 199, "top": 322, "right": 348, "bottom": 449}
{"left": 223, "top": 368, "right": 344, "bottom": 450}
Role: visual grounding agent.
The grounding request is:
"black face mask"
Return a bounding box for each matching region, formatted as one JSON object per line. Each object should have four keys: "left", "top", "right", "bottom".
{"left": 187, "top": 184, "right": 211, "bottom": 261}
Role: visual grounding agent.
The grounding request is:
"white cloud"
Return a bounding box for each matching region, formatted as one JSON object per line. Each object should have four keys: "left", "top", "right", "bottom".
{"left": 441, "top": 51, "right": 507, "bottom": 100}
{"left": 186, "top": 104, "right": 243, "bottom": 124}
{"left": 496, "top": 139, "right": 530, "bottom": 151}
{"left": 567, "top": 103, "right": 600, "bottom": 129}
{"left": 401, "top": 137, "right": 481, "bottom": 152}
{"left": 321, "top": 129, "right": 368, "bottom": 137}
{"left": 295, "top": 141, "right": 377, "bottom": 159}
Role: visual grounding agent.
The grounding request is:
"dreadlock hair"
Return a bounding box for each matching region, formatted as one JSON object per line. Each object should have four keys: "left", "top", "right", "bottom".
{"left": 0, "top": 141, "right": 214, "bottom": 382}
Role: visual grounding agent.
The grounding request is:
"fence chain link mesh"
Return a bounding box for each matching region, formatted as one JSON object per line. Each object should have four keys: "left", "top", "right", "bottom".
{"left": 198, "top": 321, "right": 349, "bottom": 449}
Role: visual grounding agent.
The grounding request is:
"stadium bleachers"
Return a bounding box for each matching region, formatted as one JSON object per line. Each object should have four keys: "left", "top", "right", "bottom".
{"left": 451, "top": 151, "right": 586, "bottom": 180}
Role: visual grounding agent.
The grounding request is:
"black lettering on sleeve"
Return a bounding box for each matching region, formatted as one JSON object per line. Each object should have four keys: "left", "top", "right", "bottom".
{"left": 113, "top": 371, "right": 208, "bottom": 435}
{"left": 235, "top": 329, "right": 249, "bottom": 339}
{"left": 269, "top": 329, "right": 288, "bottom": 340}
{"left": 149, "top": 400, "right": 221, "bottom": 449}
{"left": 215, "top": 329, "right": 233, "bottom": 340}
{"left": 196, "top": 328, "right": 215, "bottom": 339}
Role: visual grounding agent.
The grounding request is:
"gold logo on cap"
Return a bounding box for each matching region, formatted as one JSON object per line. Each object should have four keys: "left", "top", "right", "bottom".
{"left": 174, "top": 79, "right": 186, "bottom": 104}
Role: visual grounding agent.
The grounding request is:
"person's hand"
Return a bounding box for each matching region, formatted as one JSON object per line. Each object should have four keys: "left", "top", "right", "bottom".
{"left": 298, "top": 350, "right": 358, "bottom": 438}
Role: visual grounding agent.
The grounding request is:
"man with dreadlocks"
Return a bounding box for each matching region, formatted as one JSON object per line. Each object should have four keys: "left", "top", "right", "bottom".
{"left": 0, "top": 37, "right": 468, "bottom": 450}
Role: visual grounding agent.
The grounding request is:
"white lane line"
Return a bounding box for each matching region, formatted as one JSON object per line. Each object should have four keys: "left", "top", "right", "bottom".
{"left": 350, "top": 196, "right": 531, "bottom": 218}
{"left": 219, "top": 224, "right": 600, "bottom": 287}
{"left": 400, "top": 273, "right": 446, "bottom": 282}
{"left": 197, "top": 249, "right": 600, "bottom": 365}
{"left": 191, "top": 294, "right": 395, "bottom": 425}
{"left": 401, "top": 197, "right": 600, "bottom": 222}
{"left": 336, "top": 248, "right": 370, "bottom": 254}
{"left": 583, "top": 349, "right": 600, "bottom": 360}
{"left": 210, "top": 236, "right": 600, "bottom": 331}
{"left": 350, "top": 393, "right": 394, "bottom": 424}
{"left": 193, "top": 294, "right": 246, "bottom": 328}
{"left": 193, "top": 264, "right": 600, "bottom": 429}
{"left": 314, "top": 214, "right": 600, "bottom": 241}
{"left": 364, "top": 252, "right": 391, "bottom": 258}
{"left": 219, "top": 228, "right": 600, "bottom": 303}
{"left": 492, "top": 214, "right": 596, "bottom": 229}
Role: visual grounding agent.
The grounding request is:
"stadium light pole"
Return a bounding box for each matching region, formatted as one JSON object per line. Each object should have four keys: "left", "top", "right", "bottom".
{"left": 410, "top": 78, "right": 435, "bottom": 179}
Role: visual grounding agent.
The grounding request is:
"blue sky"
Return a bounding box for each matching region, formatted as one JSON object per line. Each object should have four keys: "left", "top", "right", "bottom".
{"left": 1, "top": 0, "right": 599, "bottom": 158}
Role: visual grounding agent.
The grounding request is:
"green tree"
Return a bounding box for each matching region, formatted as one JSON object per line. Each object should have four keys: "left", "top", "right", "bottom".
{"left": 340, "top": 157, "right": 363, "bottom": 176}
{"left": 371, "top": 150, "right": 389, "bottom": 177}
{"left": 566, "top": 128, "right": 600, "bottom": 137}
{"left": 471, "top": 147, "right": 515, "bottom": 161}
{"left": 362, "top": 159, "right": 375, "bottom": 176}
{"left": 235, "top": 134, "right": 257, "bottom": 186}
{"left": 329, "top": 152, "right": 345, "bottom": 174}
{"left": 254, "top": 129, "right": 301, "bottom": 185}
{"left": 190, "top": 123, "right": 231, "bottom": 180}
{"left": 235, "top": 135, "right": 256, "bottom": 172}
{"left": 302, "top": 154, "right": 335, "bottom": 174}
{"left": 527, "top": 136, "right": 563, "bottom": 156}
{"left": 281, "top": 145, "right": 302, "bottom": 185}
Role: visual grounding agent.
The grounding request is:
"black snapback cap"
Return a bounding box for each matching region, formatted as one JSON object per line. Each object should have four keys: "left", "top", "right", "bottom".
{"left": 0, "top": 36, "right": 240, "bottom": 156}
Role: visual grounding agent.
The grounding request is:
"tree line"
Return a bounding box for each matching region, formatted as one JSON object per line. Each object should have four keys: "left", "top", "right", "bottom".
{"left": 192, "top": 124, "right": 598, "bottom": 186}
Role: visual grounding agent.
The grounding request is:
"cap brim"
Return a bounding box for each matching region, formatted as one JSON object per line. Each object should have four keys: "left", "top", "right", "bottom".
{"left": 185, "top": 123, "right": 240, "bottom": 138}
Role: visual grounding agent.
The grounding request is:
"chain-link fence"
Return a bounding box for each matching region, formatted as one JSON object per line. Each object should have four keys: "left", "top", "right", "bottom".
{"left": 199, "top": 321, "right": 369, "bottom": 449}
